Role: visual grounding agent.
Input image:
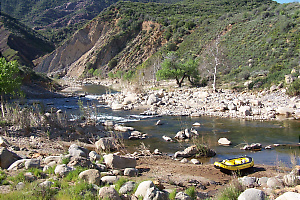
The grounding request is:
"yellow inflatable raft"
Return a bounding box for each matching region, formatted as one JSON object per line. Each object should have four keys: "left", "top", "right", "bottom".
{"left": 214, "top": 156, "right": 254, "bottom": 171}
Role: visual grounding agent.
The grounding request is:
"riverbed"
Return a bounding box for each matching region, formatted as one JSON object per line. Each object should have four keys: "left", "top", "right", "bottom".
{"left": 32, "top": 84, "right": 300, "bottom": 167}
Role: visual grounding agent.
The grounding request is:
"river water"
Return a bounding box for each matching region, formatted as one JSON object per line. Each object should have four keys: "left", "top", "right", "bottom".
{"left": 37, "top": 84, "right": 300, "bottom": 167}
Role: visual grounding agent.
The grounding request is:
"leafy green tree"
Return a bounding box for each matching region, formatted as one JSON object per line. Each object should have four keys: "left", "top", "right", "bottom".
{"left": 0, "top": 58, "right": 22, "bottom": 117}
{"left": 156, "top": 52, "right": 199, "bottom": 87}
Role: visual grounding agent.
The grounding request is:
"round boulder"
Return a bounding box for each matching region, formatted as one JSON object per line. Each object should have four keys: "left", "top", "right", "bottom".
{"left": 275, "top": 192, "right": 300, "bottom": 200}
{"left": 98, "top": 187, "right": 121, "bottom": 200}
{"left": 54, "top": 164, "right": 73, "bottom": 177}
{"left": 238, "top": 188, "right": 265, "bottom": 200}
{"left": 79, "top": 169, "right": 101, "bottom": 185}
{"left": 134, "top": 181, "right": 155, "bottom": 198}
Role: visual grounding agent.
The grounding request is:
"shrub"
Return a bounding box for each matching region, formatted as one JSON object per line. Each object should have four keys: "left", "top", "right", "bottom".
{"left": 215, "top": 181, "right": 244, "bottom": 200}
{"left": 0, "top": 170, "right": 9, "bottom": 185}
{"left": 64, "top": 166, "right": 87, "bottom": 182}
{"left": 169, "top": 189, "right": 177, "bottom": 200}
{"left": 287, "top": 79, "right": 300, "bottom": 96}
{"left": 166, "top": 42, "right": 177, "bottom": 51}
{"left": 185, "top": 186, "right": 196, "bottom": 199}
{"left": 55, "top": 181, "right": 97, "bottom": 200}
{"left": 27, "top": 168, "right": 45, "bottom": 179}
{"left": 115, "top": 177, "right": 128, "bottom": 193}
{"left": 108, "top": 59, "right": 118, "bottom": 70}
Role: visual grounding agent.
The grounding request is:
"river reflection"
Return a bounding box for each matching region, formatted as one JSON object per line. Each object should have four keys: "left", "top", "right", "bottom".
{"left": 125, "top": 116, "right": 300, "bottom": 167}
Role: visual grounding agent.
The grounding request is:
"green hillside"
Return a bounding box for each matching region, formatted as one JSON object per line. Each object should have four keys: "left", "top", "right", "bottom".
{"left": 0, "top": 13, "right": 54, "bottom": 66}
{"left": 1, "top": 0, "right": 299, "bottom": 91}
{"left": 98, "top": 0, "right": 299, "bottom": 90}
{"left": 1, "top": 0, "right": 183, "bottom": 45}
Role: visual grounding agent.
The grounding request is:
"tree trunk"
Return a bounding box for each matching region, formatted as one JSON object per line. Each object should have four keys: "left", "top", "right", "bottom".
{"left": 176, "top": 75, "right": 186, "bottom": 87}
{"left": 1, "top": 96, "right": 5, "bottom": 118}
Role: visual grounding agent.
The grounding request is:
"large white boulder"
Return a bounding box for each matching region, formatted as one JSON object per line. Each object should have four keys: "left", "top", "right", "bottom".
{"left": 134, "top": 181, "right": 155, "bottom": 198}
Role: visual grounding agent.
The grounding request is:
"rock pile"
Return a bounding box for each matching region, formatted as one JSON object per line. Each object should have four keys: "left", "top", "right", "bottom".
{"left": 100, "top": 87, "right": 300, "bottom": 121}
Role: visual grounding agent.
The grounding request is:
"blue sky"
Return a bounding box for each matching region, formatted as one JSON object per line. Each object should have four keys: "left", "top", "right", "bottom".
{"left": 274, "top": 0, "right": 299, "bottom": 3}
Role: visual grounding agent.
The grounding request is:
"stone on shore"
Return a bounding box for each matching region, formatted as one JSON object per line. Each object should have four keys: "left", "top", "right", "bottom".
{"left": 0, "top": 137, "right": 10, "bottom": 147}
{"left": 124, "top": 168, "right": 139, "bottom": 177}
{"left": 68, "top": 144, "right": 87, "bottom": 158}
{"left": 101, "top": 176, "right": 119, "bottom": 185}
{"left": 0, "top": 147, "right": 21, "bottom": 169}
{"left": 238, "top": 188, "right": 265, "bottom": 200}
{"left": 175, "top": 192, "right": 192, "bottom": 200}
{"left": 44, "top": 155, "right": 63, "bottom": 165}
{"left": 104, "top": 154, "right": 136, "bottom": 169}
{"left": 276, "top": 107, "right": 294, "bottom": 117}
{"left": 95, "top": 137, "right": 118, "bottom": 151}
{"left": 267, "top": 177, "right": 284, "bottom": 189}
{"left": 89, "top": 151, "right": 101, "bottom": 162}
{"left": 239, "top": 177, "right": 257, "bottom": 188}
{"left": 67, "top": 156, "right": 92, "bottom": 168}
{"left": 25, "top": 159, "right": 40, "bottom": 169}
{"left": 54, "top": 164, "right": 73, "bottom": 177}
{"left": 78, "top": 169, "right": 101, "bottom": 185}
{"left": 119, "top": 181, "right": 136, "bottom": 194}
{"left": 275, "top": 192, "right": 300, "bottom": 200}
{"left": 111, "top": 102, "right": 123, "bottom": 110}
{"left": 98, "top": 187, "right": 121, "bottom": 200}
{"left": 134, "top": 181, "right": 155, "bottom": 198}
{"left": 147, "top": 94, "right": 159, "bottom": 105}
{"left": 144, "top": 186, "right": 168, "bottom": 200}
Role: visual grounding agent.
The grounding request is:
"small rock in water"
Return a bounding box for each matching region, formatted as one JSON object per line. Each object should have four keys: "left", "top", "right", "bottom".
{"left": 155, "top": 120, "right": 163, "bottom": 125}
{"left": 265, "top": 145, "right": 272, "bottom": 149}
{"left": 162, "top": 135, "right": 173, "bottom": 142}
{"left": 192, "top": 122, "right": 201, "bottom": 127}
{"left": 218, "top": 137, "right": 232, "bottom": 146}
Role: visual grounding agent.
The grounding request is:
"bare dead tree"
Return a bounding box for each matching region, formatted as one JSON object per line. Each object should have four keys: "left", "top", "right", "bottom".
{"left": 199, "top": 35, "right": 226, "bottom": 92}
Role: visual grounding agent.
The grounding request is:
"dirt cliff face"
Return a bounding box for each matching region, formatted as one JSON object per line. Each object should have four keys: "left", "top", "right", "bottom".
{"left": 35, "top": 17, "right": 166, "bottom": 78}
{"left": 35, "top": 19, "right": 115, "bottom": 76}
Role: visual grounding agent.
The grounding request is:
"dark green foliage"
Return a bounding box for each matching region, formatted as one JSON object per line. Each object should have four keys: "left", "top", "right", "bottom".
{"left": 287, "top": 79, "right": 300, "bottom": 96}
{"left": 108, "top": 58, "right": 118, "bottom": 70}
{"left": 0, "top": 170, "right": 9, "bottom": 185}
{"left": 0, "top": 58, "right": 22, "bottom": 97}
{"left": 156, "top": 52, "right": 200, "bottom": 87}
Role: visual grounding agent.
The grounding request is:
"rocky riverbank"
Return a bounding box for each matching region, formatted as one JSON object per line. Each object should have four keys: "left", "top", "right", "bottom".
{"left": 97, "top": 82, "right": 300, "bottom": 121}
{"left": 0, "top": 135, "right": 299, "bottom": 200}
